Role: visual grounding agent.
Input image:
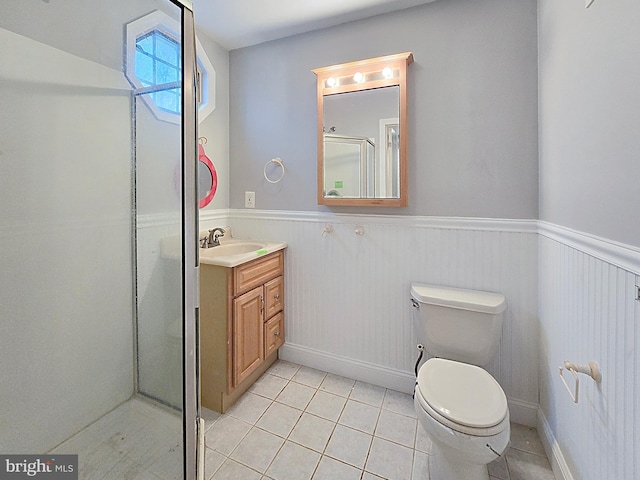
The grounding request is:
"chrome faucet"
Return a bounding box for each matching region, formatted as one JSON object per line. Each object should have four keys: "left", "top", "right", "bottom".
{"left": 201, "top": 227, "right": 225, "bottom": 248}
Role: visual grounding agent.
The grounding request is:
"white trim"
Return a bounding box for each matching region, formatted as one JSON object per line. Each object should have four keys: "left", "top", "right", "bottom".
{"left": 279, "top": 342, "right": 416, "bottom": 394}
{"left": 378, "top": 117, "right": 399, "bottom": 197}
{"left": 281, "top": 342, "right": 540, "bottom": 428}
{"left": 228, "top": 209, "right": 539, "bottom": 233}
{"left": 195, "top": 37, "right": 216, "bottom": 123}
{"left": 198, "top": 209, "right": 230, "bottom": 225}
{"left": 224, "top": 210, "right": 639, "bottom": 270}
{"left": 538, "top": 221, "right": 640, "bottom": 274}
{"left": 537, "top": 408, "right": 576, "bottom": 480}
{"left": 507, "top": 398, "right": 538, "bottom": 427}
{"left": 124, "top": 10, "right": 216, "bottom": 125}
{"left": 136, "top": 212, "right": 182, "bottom": 229}
{"left": 134, "top": 209, "right": 228, "bottom": 229}
{"left": 125, "top": 10, "right": 182, "bottom": 125}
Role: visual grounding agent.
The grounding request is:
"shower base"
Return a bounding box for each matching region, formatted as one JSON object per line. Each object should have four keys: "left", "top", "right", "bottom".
{"left": 49, "top": 396, "right": 182, "bottom": 480}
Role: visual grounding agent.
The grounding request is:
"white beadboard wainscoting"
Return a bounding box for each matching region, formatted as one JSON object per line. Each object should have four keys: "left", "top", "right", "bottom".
{"left": 201, "top": 209, "right": 540, "bottom": 426}
{"left": 135, "top": 213, "right": 183, "bottom": 407}
{"left": 538, "top": 223, "right": 640, "bottom": 480}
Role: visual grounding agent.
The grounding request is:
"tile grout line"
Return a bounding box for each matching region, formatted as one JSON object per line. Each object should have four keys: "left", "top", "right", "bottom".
{"left": 205, "top": 361, "right": 552, "bottom": 480}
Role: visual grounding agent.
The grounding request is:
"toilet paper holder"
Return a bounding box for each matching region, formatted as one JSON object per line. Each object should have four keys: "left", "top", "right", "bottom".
{"left": 559, "top": 360, "right": 602, "bottom": 403}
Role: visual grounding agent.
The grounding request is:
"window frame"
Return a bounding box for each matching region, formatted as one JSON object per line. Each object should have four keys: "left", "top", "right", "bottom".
{"left": 125, "top": 10, "right": 215, "bottom": 124}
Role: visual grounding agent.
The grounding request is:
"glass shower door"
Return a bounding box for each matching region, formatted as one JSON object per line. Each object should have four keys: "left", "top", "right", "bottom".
{"left": 0, "top": 1, "right": 198, "bottom": 478}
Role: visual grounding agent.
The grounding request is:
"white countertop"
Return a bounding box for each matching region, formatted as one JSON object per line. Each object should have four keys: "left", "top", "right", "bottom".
{"left": 160, "top": 229, "right": 287, "bottom": 268}
{"left": 199, "top": 238, "right": 287, "bottom": 268}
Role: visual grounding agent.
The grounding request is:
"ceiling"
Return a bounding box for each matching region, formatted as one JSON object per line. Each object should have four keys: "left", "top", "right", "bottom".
{"left": 192, "top": 0, "right": 438, "bottom": 50}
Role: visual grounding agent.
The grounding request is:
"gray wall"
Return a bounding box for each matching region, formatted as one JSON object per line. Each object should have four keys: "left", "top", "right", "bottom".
{"left": 197, "top": 32, "right": 231, "bottom": 211}
{"left": 538, "top": 0, "right": 640, "bottom": 477}
{"left": 538, "top": 0, "right": 640, "bottom": 247}
{"left": 229, "top": 0, "right": 538, "bottom": 218}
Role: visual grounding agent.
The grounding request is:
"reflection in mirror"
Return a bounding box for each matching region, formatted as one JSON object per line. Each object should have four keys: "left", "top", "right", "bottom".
{"left": 197, "top": 142, "right": 217, "bottom": 208}
{"left": 198, "top": 160, "right": 213, "bottom": 201}
{"left": 323, "top": 135, "right": 373, "bottom": 198}
{"left": 323, "top": 87, "right": 399, "bottom": 199}
{"left": 313, "top": 52, "right": 413, "bottom": 207}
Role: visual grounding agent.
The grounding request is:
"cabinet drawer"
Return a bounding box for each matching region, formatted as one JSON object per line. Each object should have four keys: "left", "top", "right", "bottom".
{"left": 234, "top": 251, "right": 284, "bottom": 295}
{"left": 264, "top": 312, "right": 284, "bottom": 359}
{"left": 264, "top": 276, "right": 284, "bottom": 319}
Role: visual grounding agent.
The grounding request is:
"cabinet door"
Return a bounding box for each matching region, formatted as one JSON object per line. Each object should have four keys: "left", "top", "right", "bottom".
{"left": 264, "top": 275, "right": 284, "bottom": 319}
{"left": 233, "top": 286, "right": 264, "bottom": 386}
{"left": 264, "top": 312, "right": 284, "bottom": 359}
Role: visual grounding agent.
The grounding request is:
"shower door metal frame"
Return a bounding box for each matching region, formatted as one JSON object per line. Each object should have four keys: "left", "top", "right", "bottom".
{"left": 132, "top": 2, "right": 199, "bottom": 475}
{"left": 131, "top": 2, "right": 199, "bottom": 475}
{"left": 178, "top": 3, "right": 200, "bottom": 480}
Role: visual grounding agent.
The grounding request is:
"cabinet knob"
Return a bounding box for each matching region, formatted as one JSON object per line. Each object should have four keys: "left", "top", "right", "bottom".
{"left": 274, "top": 331, "right": 280, "bottom": 337}
{"left": 274, "top": 294, "right": 280, "bottom": 300}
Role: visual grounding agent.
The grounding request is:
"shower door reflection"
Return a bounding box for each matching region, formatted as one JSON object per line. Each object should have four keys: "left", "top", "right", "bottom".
{"left": 134, "top": 85, "right": 184, "bottom": 410}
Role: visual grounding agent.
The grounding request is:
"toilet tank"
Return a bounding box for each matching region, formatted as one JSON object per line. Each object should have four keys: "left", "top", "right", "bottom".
{"left": 411, "top": 283, "right": 506, "bottom": 367}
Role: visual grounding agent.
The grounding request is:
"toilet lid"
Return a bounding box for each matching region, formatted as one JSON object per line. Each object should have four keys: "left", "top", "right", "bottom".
{"left": 417, "top": 358, "right": 507, "bottom": 428}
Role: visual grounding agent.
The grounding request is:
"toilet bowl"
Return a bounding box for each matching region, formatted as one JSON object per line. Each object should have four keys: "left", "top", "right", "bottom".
{"left": 414, "top": 358, "right": 510, "bottom": 479}
{"left": 410, "top": 283, "right": 510, "bottom": 480}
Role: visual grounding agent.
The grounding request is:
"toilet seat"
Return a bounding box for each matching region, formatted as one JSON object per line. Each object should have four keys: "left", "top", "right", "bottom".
{"left": 416, "top": 358, "right": 508, "bottom": 436}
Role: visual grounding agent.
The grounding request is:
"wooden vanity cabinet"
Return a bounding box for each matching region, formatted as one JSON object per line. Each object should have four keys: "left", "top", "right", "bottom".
{"left": 200, "top": 250, "right": 285, "bottom": 413}
{"left": 232, "top": 286, "right": 264, "bottom": 386}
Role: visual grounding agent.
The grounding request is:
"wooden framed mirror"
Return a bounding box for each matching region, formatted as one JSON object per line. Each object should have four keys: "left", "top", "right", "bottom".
{"left": 312, "top": 52, "right": 413, "bottom": 207}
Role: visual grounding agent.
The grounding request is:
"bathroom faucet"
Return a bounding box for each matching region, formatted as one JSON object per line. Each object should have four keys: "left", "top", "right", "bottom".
{"left": 202, "top": 227, "right": 225, "bottom": 248}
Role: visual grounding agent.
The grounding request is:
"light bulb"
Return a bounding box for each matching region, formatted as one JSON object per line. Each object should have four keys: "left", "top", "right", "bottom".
{"left": 326, "top": 77, "right": 337, "bottom": 87}
{"left": 382, "top": 67, "right": 393, "bottom": 79}
{"left": 353, "top": 72, "right": 364, "bottom": 83}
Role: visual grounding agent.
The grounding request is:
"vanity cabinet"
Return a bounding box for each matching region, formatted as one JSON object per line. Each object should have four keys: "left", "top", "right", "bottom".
{"left": 200, "top": 250, "right": 285, "bottom": 413}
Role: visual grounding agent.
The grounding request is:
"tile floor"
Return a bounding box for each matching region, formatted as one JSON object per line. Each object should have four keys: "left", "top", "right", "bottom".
{"left": 202, "top": 360, "right": 556, "bottom": 480}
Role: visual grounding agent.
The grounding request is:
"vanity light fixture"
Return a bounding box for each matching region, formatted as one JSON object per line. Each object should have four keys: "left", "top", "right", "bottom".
{"left": 320, "top": 64, "right": 401, "bottom": 91}
{"left": 312, "top": 51, "right": 414, "bottom": 207}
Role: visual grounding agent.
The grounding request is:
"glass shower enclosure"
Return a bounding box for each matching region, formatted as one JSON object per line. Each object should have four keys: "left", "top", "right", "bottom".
{"left": 0, "top": 1, "right": 199, "bottom": 478}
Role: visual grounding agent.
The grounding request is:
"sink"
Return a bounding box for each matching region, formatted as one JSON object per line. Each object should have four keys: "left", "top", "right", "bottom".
{"left": 161, "top": 228, "right": 287, "bottom": 267}
{"left": 198, "top": 235, "right": 287, "bottom": 267}
{"left": 200, "top": 242, "right": 266, "bottom": 257}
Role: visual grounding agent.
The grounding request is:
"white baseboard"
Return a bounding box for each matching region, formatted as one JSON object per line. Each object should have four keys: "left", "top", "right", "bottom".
{"left": 279, "top": 343, "right": 416, "bottom": 394}
{"left": 280, "top": 342, "right": 539, "bottom": 425}
{"left": 508, "top": 398, "right": 538, "bottom": 427}
{"left": 537, "top": 408, "right": 575, "bottom": 480}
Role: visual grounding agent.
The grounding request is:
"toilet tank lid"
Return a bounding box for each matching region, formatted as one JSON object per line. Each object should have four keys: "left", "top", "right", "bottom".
{"left": 411, "top": 283, "right": 506, "bottom": 314}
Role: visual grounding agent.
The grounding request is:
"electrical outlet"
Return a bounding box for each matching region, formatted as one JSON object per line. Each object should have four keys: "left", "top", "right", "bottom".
{"left": 245, "top": 191, "right": 255, "bottom": 208}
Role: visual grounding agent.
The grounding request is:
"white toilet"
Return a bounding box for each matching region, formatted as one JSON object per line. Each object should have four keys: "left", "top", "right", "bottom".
{"left": 411, "top": 283, "right": 510, "bottom": 480}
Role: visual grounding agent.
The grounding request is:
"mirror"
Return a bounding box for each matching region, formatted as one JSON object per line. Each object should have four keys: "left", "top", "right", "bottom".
{"left": 198, "top": 160, "right": 213, "bottom": 201}
{"left": 198, "top": 142, "right": 217, "bottom": 208}
{"left": 313, "top": 52, "right": 413, "bottom": 206}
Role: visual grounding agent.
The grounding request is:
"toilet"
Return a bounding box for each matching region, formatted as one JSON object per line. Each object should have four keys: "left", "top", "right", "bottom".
{"left": 411, "top": 283, "right": 510, "bottom": 480}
